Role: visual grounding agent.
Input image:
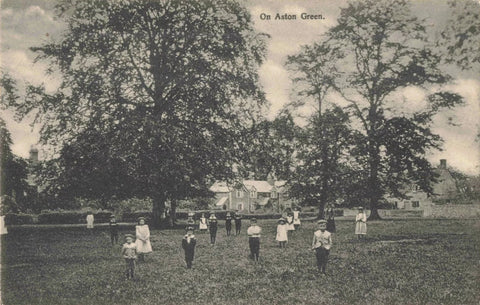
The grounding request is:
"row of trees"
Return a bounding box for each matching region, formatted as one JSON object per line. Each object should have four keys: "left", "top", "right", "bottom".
{"left": 1, "top": 0, "right": 478, "bottom": 224}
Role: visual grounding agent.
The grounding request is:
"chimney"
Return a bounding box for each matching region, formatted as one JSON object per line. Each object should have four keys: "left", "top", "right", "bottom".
{"left": 439, "top": 159, "right": 447, "bottom": 169}
{"left": 29, "top": 145, "right": 39, "bottom": 164}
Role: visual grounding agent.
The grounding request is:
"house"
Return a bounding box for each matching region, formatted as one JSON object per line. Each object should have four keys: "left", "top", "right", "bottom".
{"left": 385, "top": 159, "right": 460, "bottom": 210}
{"left": 209, "top": 178, "right": 293, "bottom": 212}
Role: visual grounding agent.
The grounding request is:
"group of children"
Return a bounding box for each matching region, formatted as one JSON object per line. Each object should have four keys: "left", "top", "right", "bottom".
{"left": 114, "top": 207, "right": 368, "bottom": 279}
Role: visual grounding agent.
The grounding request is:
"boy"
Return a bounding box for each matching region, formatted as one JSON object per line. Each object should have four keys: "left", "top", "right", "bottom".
{"left": 122, "top": 234, "right": 137, "bottom": 279}
{"left": 109, "top": 215, "right": 119, "bottom": 245}
{"left": 182, "top": 226, "right": 197, "bottom": 269}
{"left": 234, "top": 212, "right": 242, "bottom": 235}
{"left": 247, "top": 218, "right": 261, "bottom": 262}
{"left": 208, "top": 213, "right": 218, "bottom": 245}
{"left": 311, "top": 219, "right": 332, "bottom": 275}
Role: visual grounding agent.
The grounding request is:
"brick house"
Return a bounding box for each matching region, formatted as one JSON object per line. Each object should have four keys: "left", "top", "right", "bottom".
{"left": 209, "top": 179, "right": 292, "bottom": 212}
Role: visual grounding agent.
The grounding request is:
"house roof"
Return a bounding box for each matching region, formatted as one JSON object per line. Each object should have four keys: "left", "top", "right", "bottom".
{"left": 243, "top": 180, "right": 273, "bottom": 193}
{"left": 209, "top": 181, "right": 231, "bottom": 193}
{"left": 216, "top": 196, "right": 228, "bottom": 206}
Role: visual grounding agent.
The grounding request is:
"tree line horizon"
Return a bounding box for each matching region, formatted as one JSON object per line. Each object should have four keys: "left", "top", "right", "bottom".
{"left": 1, "top": 0, "right": 478, "bottom": 226}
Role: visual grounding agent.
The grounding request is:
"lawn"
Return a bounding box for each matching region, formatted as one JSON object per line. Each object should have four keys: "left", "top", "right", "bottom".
{"left": 1, "top": 219, "right": 479, "bottom": 305}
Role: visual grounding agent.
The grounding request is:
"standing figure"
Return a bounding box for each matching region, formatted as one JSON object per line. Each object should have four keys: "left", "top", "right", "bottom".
{"left": 199, "top": 213, "right": 208, "bottom": 232}
{"left": 286, "top": 212, "right": 295, "bottom": 234}
{"left": 276, "top": 218, "right": 288, "bottom": 248}
{"left": 135, "top": 217, "right": 152, "bottom": 261}
{"left": 86, "top": 211, "right": 94, "bottom": 230}
{"left": 122, "top": 234, "right": 137, "bottom": 279}
{"left": 355, "top": 207, "right": 367, "bottom": 240}
{"left": 0, "top": 214, "right": 8, "bottom": 235}
{"left": 326, "top": 208, "right": 336, "bottom": 233}
{"left": 186, "top": 212, "right": 195, "bottom": 229}
{"left": 293, "top": 208, "right": 301, "bottom": 230}
{"left": 234, "top": 213, "right": 242, "bottom": 235}
{"left": 247, "top": 218, "right": 262, "bottom": 262}
{"left": 208, "top": 213, "right": 218, "bottom": 245}
{"left": 225, "top": 212, "right": 232, "bottom": 236}
{"left": 311, "top": 219, "right": 332, "bottom": 275}
{"left": 109, "top": 215, "right": 119, "bottom": 245}
{"left": 182, "top": 226, "right": 197, "bottom": 269}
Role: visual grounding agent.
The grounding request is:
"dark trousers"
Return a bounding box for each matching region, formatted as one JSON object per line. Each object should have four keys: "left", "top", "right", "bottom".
{"left": 235, "top": 222, "right": 241, "bottom": 235}
{"left": 210, "top": 229, "right": 217, "bottom": 244}
{"left": 315, "top": 247, "right": 329, "bottom": 273}
{"left": 184, "top": 249, "right": 195, "bottom": 268}
{"left": 249, "top": 237, "right": 260, "bottom": 261}
{"left": 226, "top": 221, "right": 232, "bottom": 236}
{"left": 110, "top": 231, "right": 118, "bottom": 244}
{"left": 125, "top": 258, "right": 135, "bottom": 279}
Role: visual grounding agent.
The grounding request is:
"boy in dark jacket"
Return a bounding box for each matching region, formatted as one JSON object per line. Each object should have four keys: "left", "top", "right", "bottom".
{"left": 182, "top": 226, "right": 197, "bottom": 269}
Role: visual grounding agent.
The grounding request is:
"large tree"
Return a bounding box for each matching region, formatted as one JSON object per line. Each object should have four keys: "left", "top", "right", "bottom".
{"left": 292, "top": 0, "right": 463, "bottom": 219}
{"left": 1, "top": 0, "right": 268, "bottom": 226}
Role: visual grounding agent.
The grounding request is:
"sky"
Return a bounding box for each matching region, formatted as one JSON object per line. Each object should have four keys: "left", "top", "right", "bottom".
{"left": 1, "top": 0, "right": 479, "bottom": 175}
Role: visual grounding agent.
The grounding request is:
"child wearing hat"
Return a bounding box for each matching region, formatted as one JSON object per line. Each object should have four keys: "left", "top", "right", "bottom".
{"left": 234, "top": 212, "right": 242, "bottom": 235}
{"left": 276, "top": 218, "right": 288, "bottom": 248}
{"left": 286, "top": 212, "right": 295, "bottom": 234}
{"left": 225, "top": 212, "right": 232, "bottom": 236}
{"left": 311, "top": 219, "right": 332, "bottom": 275}
{"left": 247, "top": 218, "right": 262, "bottom": 261}
{"left": 182, "top": 226, "right": 197, "bottom": 269}
{"left": 109, "top": 215, "right": 119, "bottom": 245}
{"left": 122, "top": 234, "right": 137, "bottom": 279}
{"left": 355, "top": 207, "right": 367, "bottom": 240}
{"left": 199, "top": 213, "right": 208, "bottom": 232}
{"left": 135, "top": 217, "right": 152, "bottom": 262}
{"left": 208, "top": 213, "right": 218, "bottom": 245}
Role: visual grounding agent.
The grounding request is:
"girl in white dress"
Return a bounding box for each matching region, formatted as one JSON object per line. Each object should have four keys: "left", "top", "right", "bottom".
{"left": 286, "top": 213, "right": 295, "bottom": 233}
{"left": 199, "top": 213, "right": 208, "bottom": 232}
{"left": 275, "top": 218, "right": 288, "bottom": 248}
{"left": 86, "top": 212, "right": 94, "bottom": 230}
{"left": 355, "top": 207, "right": 367, "bottom": 239}
{"left": 135, "top": 217, "right": 152, "bottom": 261}
{"left": 293, "top": 208, "right": 301, "bottom": 230}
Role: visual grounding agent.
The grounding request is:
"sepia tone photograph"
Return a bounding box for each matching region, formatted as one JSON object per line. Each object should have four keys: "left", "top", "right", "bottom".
{"left": 1, "top": 0, "right": 479, "bottom": 304}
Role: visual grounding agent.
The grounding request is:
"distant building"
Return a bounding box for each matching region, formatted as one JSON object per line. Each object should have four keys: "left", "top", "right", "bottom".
{"left": 209, "top": 178, "right": 293, "bottom": 212}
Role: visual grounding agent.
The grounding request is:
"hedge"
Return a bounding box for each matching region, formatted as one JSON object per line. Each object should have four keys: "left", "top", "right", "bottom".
{"left": 121, "top": 211, "right": 153, "bottom": 224}
{"left": 5, "top": 213, "right": 35, "bottom": 225}
{"left": 37, "top": 211, "right": 113, "bottom": 224}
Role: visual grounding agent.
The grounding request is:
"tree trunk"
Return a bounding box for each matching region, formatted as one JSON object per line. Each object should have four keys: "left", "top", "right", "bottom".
{"left": 152, "top": 195, "right": 166, "bottom": 228}
{"left": 170, "top": 199, "right": 177, "bottom": 227}
{"left": 367, "top": 136, "right": 382, "bottom": 221}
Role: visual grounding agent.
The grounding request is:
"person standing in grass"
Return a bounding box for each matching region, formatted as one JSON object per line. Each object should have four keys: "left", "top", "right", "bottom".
{"left": 355, "top": 207, "right": 367, "bottom": 240}
{"left": 311, "top": 219, "right": 332, "bottom": 275}
{"left": 286, "top": 212, "right": 295, "bottom": 234}
{"left": 276, "top": 218, "right": 288, "bottom": 248}
{"left": 122, "top": 234, "right": 137, "bottom": 280}
{"left": 293, "top": 207, "right": 301, "bottom": 230}
{"left": 182, "top": 226, "right": 197, "bottom": 269}
{"left": 199, "top": 213, "right": 208, "bottom": 233}
{"left": 247, "top": 218, "right": 261, "bottom": 262}
{"left": 326, "top": 208, "right": 336, "bottom": 234}
{"left": 135, "top": 217, "right": 152, "bottom": 261}
{"left": 234, "top": 212, "right": 242, "bottom": 235}
{"left": 225, "top": 212, "right": 232, "bottom": 236}
{"left": 109, "top": 215, "right": 119, "bottom": 245}
{"left": 208, "top": 212, "right": 218, "bottom": 245}
{"left": 86, "top": 211, "right": 94, "bottom": 231}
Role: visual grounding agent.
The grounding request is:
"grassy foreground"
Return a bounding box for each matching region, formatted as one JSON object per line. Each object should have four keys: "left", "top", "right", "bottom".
{"left": 1, "top": 219, "right": 479, "bottom": 305}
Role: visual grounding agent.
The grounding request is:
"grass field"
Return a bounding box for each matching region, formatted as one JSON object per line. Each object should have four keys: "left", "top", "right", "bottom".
{"left": 1, "top": 219, "right": 479, "bottom": 305}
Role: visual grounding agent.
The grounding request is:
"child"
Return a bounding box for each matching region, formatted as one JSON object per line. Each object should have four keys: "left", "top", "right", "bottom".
{"left": 109, "top": 215, "right": 119, "bottom": 245}
{"left": 286, "top": 212, "right": 295, "bottom": 233}
{"left": 276, "top": 218, "right": 288, "bottom": 248}
{"left": 293, "top": 207, "right": 301, "bottom": 230}
{"left": 187, "top": 212, "right": 195, "bottom": 228}
{"left": 135, "top": 217, "right": 152, "bottom": 261}
{"left": 122, "top": 234, "right": 137, "bottom": 279}
{"left": 326, "top": 208, "right": 336, "bottom": 233}
{"left": 182, "top": 226, "right": 197, "bottom": 269}
{"left": 86, "top": 211, "right": 94, "bottom": 231}
{"left": 234, "top": 212, "right": 242, "bottom": 235}
{"left": 311, "top": 219, "right": 332, "bottom": 275}
{"left": 225, "top": 212, "right": 232, "bottom": 236}
{"left": 355, "top": 207, "right": 367, "bottom": 240}
{"left": 199, "top": 213, "right": 208, "bottom": 232}
{"left": 208, "top": 213, "right": 218, "bottom": 245}
{"left": 247, "top": 218, "right": 261, "bottom": 262}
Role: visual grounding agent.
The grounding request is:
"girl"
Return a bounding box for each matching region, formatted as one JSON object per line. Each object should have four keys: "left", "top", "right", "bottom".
{"left": 199, "top": 213, "right": 208, "bottom": 232}
{"left": 135, "top": 217, "right": 152, "bottom": 261}
{"left": 208, "top": 213, "right": 218, "bottom": 245}
{"left": 86, "top": 211, "right": 94, "bottom": 230}
{"left": 293, "top": 207, "right": 301, "bottom": 230}
{"left": 225, "top": 212, "right": 232, "bottom": 236}
{"left": 122, "top": 234, "right": 137, "bottom": 279}
{"left": 355, "top": 207, "right": 367, "bottom": 239}
{"left": 275, "top": 218, "right": 288, "bottom": 248}
{"left": 311, "top": 219, "right": 332, "bottom": 275}
{"left": 286, "top": 212, "right": 295, "bottom": 233}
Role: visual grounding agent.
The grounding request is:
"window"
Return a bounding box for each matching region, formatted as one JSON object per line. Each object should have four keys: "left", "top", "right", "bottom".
{"left": 236, "top": 190, "right": 243, "bottom": 198}
{"left": 250, "top": 190, "right": 257, "bottom": 199}
{"left": 271, "top": 191, "right": 277, "bottom": 198}
{"left": 412, "top": 201, "right": 420, "bottom": 208}
{"left": 237, "top": 203, "right": 243, "bottom": 210}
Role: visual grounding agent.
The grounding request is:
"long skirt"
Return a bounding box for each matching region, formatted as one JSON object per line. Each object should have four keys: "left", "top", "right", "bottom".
{"left": 355, "top": 222, "right": 367, "bottom": 235}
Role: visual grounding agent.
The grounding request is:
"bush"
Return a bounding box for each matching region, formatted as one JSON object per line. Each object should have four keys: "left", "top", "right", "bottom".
{"left": 37, "top": 210, "right": 113, "bottom": 224}
{"left": 4, "top": 213, "right": 35, "bottom": 225}
{"left": 121, "top": 211, "right": 152, "bottom": 224}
